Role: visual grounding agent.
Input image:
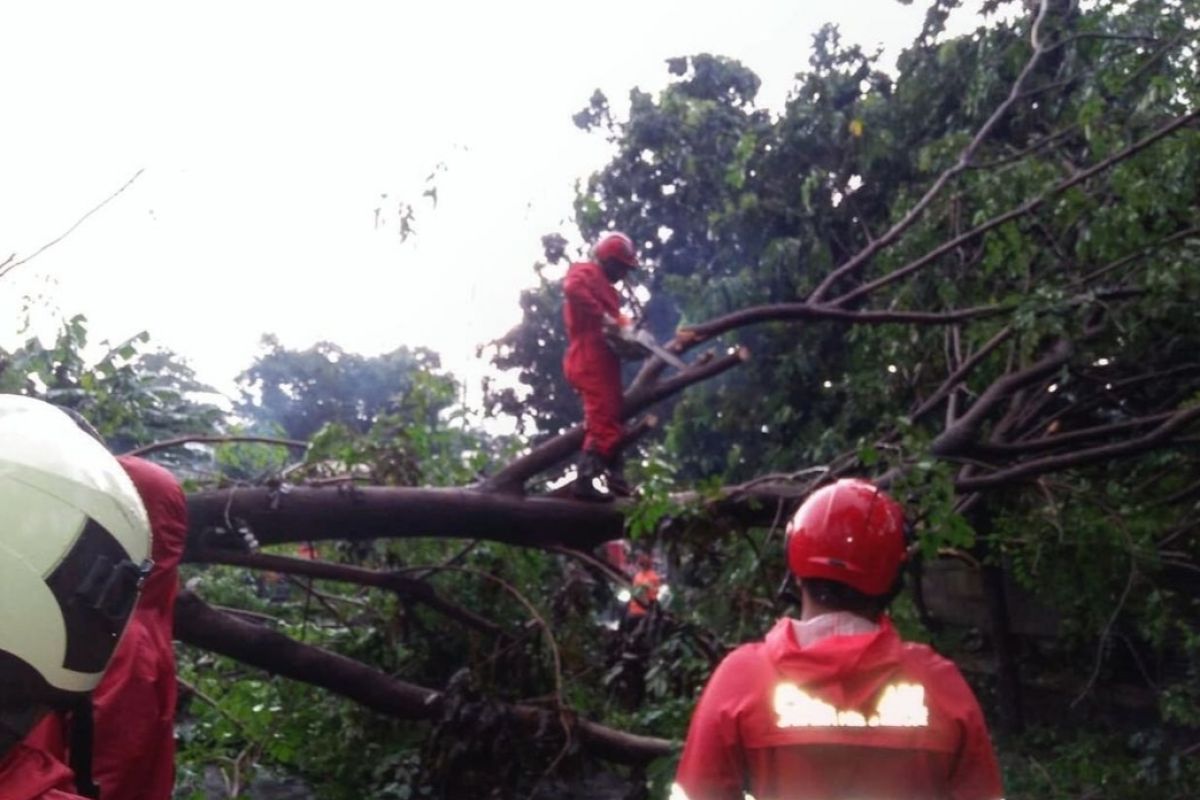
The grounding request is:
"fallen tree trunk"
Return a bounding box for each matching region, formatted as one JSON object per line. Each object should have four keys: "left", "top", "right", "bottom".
{"left": 187, "top": 486, "right": 624, "bottom": 551}
{"left": 186, "top": 472, "right": 818, "bottom": 558}
{"left": 174, "top": 590, "right": 675, "bottom": 765}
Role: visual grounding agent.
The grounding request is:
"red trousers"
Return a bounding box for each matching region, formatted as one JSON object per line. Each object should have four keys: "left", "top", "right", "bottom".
{"left": 565, "top": 347, "right": 623, "bottom": 458}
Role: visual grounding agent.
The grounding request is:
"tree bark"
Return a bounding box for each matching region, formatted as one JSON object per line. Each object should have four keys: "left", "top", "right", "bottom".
{"left": 173, "top": 591, "right": 675, "bottom": 765}
{"left": 187, "top": 486, "right": 625, "bottom": 551}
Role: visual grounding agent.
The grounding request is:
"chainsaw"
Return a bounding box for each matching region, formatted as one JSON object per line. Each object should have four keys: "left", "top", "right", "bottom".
{"left": 607, "top": 281, "right": 688, "bottom": 370}
{"left": 608, "top": 325, "right": 688, "bottom": 371}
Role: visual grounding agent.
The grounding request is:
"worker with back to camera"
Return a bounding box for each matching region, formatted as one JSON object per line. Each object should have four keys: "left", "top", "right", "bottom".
{"left": 0, "top": 395, "right": 152, "bottom": 799}
{"left": 562, "top": 231, "right": 640, "bottom": 500}
{"left": 672, "top": 478, "right": 1004, "bottom": 800}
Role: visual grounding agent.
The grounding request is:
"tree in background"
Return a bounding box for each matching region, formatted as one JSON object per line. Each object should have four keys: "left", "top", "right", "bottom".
{"left": 237, "top": 335, "right": 449, "bottom": 441}
{"left": 0, "top": 314, "right": 223, "bottom": 461}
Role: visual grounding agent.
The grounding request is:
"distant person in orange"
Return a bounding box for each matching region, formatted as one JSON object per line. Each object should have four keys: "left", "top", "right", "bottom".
{"left": 627, "top": 552, "right": 663, "bottom": 619}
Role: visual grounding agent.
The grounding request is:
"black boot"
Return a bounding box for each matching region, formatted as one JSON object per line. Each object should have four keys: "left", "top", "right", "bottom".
{"left": 573, "top": 450, "right": 613, "bottom": 501}
{"left": 605, "top": 453, "right": 633, "bottom": 497}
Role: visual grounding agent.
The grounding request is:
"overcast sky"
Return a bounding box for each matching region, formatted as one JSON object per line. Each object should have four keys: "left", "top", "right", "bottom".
{"left": 0, "top": 1, "right": 993, "bottom": 399}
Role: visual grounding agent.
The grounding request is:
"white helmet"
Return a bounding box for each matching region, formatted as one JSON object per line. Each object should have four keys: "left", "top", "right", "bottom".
{"left": 0, "top": 395, "right": 151, "bottom": 754}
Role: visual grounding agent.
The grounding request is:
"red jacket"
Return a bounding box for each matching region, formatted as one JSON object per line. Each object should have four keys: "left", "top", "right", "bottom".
{"left": 27, "top": 456, "right": 186, "bottom": 800}
{"left": 674, "top": 617, "right": 1004, "bottom": 800}
{"left": 562, "top": 261, "right": 621, "bottom": 387}
{"left": 0, "top": 744, "right": 86, "bottom": 800}
{"left": 98, "top": 456, "right": 186, "bottom": 800}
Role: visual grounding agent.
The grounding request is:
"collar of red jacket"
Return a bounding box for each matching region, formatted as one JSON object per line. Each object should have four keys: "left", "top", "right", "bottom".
{"left": 763, "top": 614, "right": 904, "bottom": 711}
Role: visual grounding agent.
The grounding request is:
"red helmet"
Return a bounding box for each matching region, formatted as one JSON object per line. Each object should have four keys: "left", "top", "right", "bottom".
{"left": 785, "top": 478, "right": 907, "bottom": 596}
{"left": 593, "top": 231, "right": 638, "bottom": 269}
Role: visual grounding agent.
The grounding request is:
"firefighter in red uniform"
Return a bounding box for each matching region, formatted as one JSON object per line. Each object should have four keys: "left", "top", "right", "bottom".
{"left": 673, "top": 478, "right": 1004, "bottom": 800}
{"left": 562, "top": 231, "right": 639, "bottom": 499}
{"left": 0, "top": 396, "right": 152, "bottom": 800}
{"left": 27, "top": 455, "right": 187, "bottom": 800}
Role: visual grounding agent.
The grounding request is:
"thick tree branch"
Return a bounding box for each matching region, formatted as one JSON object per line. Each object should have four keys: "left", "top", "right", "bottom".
{"left": 673, "top": 302, "right": 1007, "bottom": 347}
{"left": 977, "top": 411, "right": 1178, "bottom": 456}
{"left": 806, "top": 0, "right": 1053, "bottom": 302}
{"left": 124, "top": 435, "right": 309, "bottom": 457}
{"left": 830, "top": 109, "right": 1200, "bottom": 307}
{"left": 188, "top": 549, "right": 510, "bottom": 639}
{"left": 174, "top": 591, "right": 674, "bottom": 764}
{"left": 694, "top": 401, "right": 1199, "bottom": 523}
{"left": 1026, "top": 364, "right": 1200, "bottom": 438}
{"left": 665, "top": 459, "right": 862, "bottom": 532}
{"left": 933, "top": 340, "right": 1074, "bottom": 456}
{"left": 667, "top": 282, "right": 1129, "bottom": 388}
{"left": 187, "top": 486, "right": 625, "bottom": 551}
{"left": 956, "top": 406, "right": 1200, "bottom": 491}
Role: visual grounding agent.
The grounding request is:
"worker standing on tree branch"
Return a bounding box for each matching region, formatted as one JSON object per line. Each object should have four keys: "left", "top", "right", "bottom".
{"left": 562, "top": 231, "right": 639, "bottom": 500}
{"left": 672, "top": 479, "right": 1004, "bottom": 800}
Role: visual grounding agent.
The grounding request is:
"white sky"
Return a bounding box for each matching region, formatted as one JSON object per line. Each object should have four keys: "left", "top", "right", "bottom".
{"left": 0, "top": 1, "right": 994, "bottom": 400}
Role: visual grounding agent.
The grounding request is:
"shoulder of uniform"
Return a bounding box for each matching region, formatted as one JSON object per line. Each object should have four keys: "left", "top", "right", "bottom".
{"left": 900, "top": 640, "right": 952, "bottom": 667}
{"left": 117, "top": 455, "right": 183, "bottom": 496}
{"left": 726, "top": 639, "right": 768, "bottom": 661}
{"left": 900, "top": 642, "right": 976, "bottom": 689}
{"left": 709, "top": 640, "right": 771, "bottom": 687}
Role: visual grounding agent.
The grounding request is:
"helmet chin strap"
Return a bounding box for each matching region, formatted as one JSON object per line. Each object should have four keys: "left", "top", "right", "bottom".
{"left": 68, "top": 694, "right": 100, "bottom": 800}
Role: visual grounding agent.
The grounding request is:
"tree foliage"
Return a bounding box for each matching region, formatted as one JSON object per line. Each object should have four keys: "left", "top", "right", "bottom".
{"left": 0, "top": 314, "right": 222, "bottom": 458}
{"left": 5, "top": 1, "right": 1200, "bottom": 797}
{"left": 477, "top": 0, "right": 1200, "bottom": 793}
{"left": 237, "top": 336, "right": 449, "bottom": 441}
